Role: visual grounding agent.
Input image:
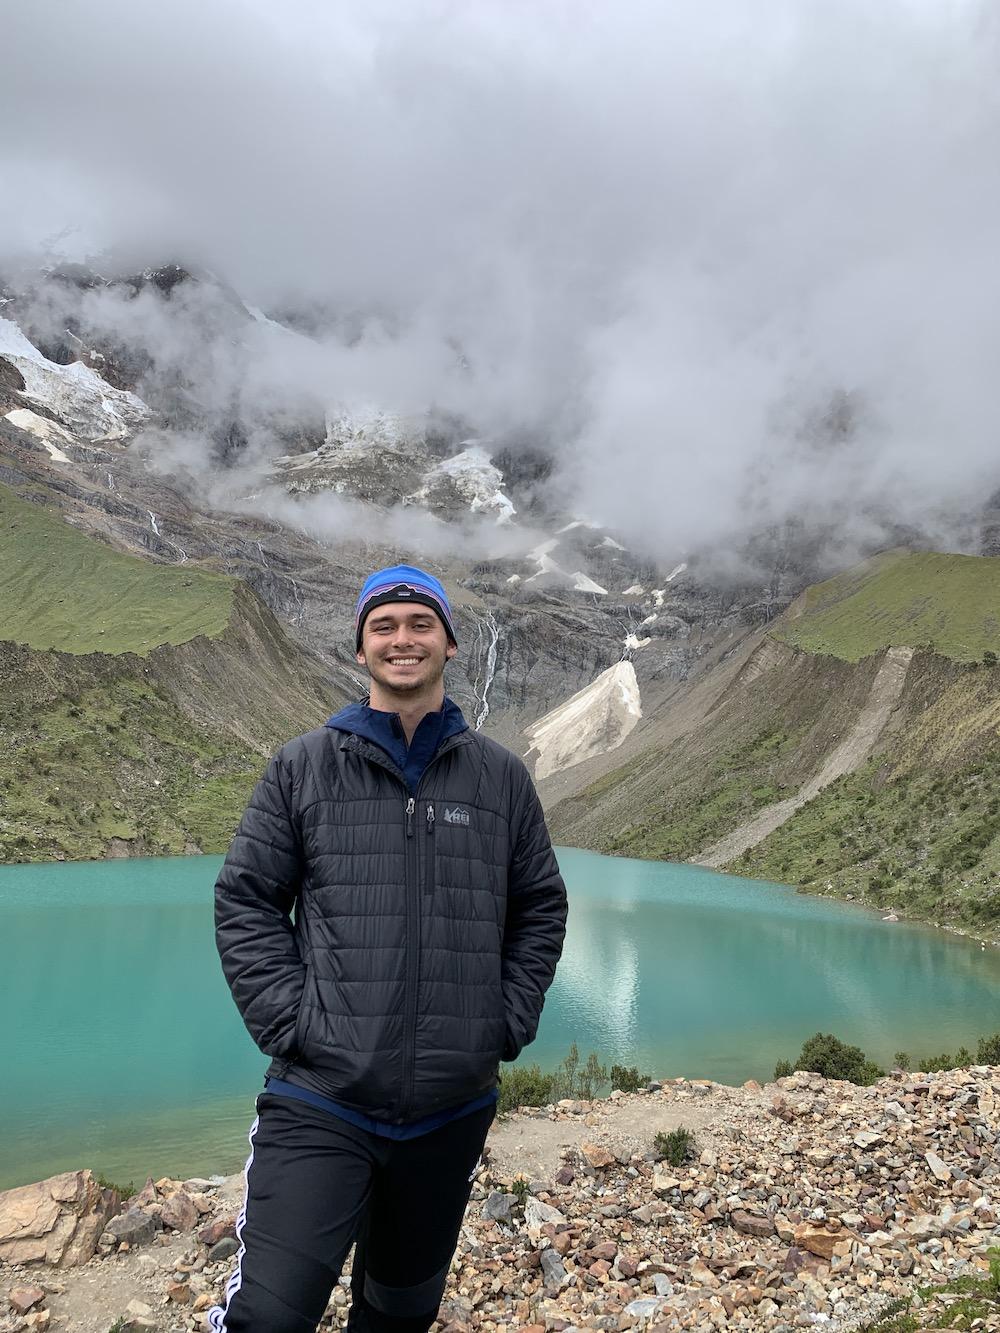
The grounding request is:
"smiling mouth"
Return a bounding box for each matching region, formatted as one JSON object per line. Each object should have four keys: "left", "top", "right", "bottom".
{"left": 387, "top": 657, "right": 422, "bottom": 666}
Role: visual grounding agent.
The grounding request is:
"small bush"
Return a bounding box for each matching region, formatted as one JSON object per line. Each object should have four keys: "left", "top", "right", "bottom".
{"left": 653, "top": 1127, "right": 695, "bottom": 1167}
{"left": 610, "top": 1064, "right": 649, "bottom": 1093}
{"left": 96, "top": 1174, "right": 135, "bottom": 1200}
{"left": 774, "top": 1033, "right": 885, "bottom": 1086}
{"left": 893, "top": 1051, "right": 911, "bottom": 1071}
{"left": 510, "top": 1176, "right": 530, "bottom": 1209}
{"left": 978, "top": 1032, "right": 1000, "bottom": 1064}
{"left": 498, "top": 1064, "right": 555, "bottom": 1114}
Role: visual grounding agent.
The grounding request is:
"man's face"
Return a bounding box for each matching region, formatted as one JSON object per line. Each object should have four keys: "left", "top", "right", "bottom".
{"left": 357, "top": 603, "right": 456, "bottom": 696}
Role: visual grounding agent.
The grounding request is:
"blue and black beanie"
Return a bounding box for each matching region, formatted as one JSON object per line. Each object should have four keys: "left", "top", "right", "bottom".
{"left": 355, "top": 564, "right": 457, "bottom": 651}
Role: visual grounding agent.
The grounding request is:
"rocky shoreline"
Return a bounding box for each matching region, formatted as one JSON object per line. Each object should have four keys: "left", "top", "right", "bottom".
{"left": 2, "top": 1068, "right": 998, "bottom": 1332}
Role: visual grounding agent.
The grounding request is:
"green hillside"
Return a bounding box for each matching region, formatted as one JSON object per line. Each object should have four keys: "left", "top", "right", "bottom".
{"left": 0, "top": 490, "right": 341, "bottom": 861}
{"left": 549, "top": 551, "right": 1000, "bottom": 941}
{"left": 0, "top": 484, "right": 234, "bottom": 655}
{"left": 772, "top": 550, "right": 1000, "bottom": 663}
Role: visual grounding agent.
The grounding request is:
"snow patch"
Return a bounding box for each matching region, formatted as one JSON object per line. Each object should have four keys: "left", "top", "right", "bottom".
{"left": 525, "top": 660, "right": 641, "bottom": 780}
{"left": 524, "top": 538, "right": 606, "bottom": 594}
{"left": 4, "top": 409, "right": 74, "bottom": 462}
{"left": 416, "top": 445, "right": 515, "bottom": 523}
{"left": 623, "top": 632, "right": 651, "bottom": 651}
{"left": 0, "top": 317, "right": 150, "bottom": 441}
{"left": 623, "top": 584, "right": 645, "bottom": 596}
{"left": 572, "top": 571, "right": 608, "bottom": 595}
{"left": 599, "top": 535, "right": 625, "bottom": 551}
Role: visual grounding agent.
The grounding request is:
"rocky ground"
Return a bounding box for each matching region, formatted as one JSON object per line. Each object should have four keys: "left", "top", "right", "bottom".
{"left": 2, "top": 1068, "right": 998, "bottom": 1333}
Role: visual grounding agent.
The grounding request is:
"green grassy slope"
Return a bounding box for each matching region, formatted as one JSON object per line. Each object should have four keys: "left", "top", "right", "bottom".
{"left": 550, "top": 552, "right": 1000, "bottom": 938}
{"left": 773, "top": 550, "right": 1000, "bottom": 663}
{"left": 0, "top": 484, "right": 234, "bottom": 654}
{"left": 737, "top": 665, "right": 1000, "bottom": 930}
{"left": 0, "top": 494, "right": 343, "bottom": 860}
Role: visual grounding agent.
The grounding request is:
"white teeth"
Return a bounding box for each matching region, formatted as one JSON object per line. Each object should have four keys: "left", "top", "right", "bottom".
{"left": 388, "top": 658, "right": 420, "bottom": 665}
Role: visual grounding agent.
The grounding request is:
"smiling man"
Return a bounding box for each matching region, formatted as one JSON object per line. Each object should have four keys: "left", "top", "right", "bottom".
{"left": 211, "top": 563, "right": 567, "bottom": 1333}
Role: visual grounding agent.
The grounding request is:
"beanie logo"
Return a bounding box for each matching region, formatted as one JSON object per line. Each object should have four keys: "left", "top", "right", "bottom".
{"left": 444, "top": 806, "right": 470, "bottom": 827}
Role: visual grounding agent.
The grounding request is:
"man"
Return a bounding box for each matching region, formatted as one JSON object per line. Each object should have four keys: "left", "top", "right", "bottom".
{"left": 210, "top": 564, "right": 568, "bottom": 1332}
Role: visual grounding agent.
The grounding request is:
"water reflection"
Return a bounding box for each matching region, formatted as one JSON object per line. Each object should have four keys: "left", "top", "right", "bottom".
{"left": 1, "top": 849, "right": 999, "bottom": 1188}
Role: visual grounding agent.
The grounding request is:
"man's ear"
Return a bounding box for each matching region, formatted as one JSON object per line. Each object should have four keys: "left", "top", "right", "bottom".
{"left": 356, "top": 649, "right": 367, "bottom": 667}
{"left": 446, "top": 642, "right": 457, "bottom": 661}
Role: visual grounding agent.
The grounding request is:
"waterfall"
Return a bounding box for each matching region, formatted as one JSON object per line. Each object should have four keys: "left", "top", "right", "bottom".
{"left": 147, "top": 511, "right": 160, "bottom": 536}
{"left": 106, "top": 472, "right": 116, "bottom": 491}
{"left": 473, "top": 610, "right": 500, "bottom": 731}
{"left": 287, "top": 575, "right": 306, "bottom": 624}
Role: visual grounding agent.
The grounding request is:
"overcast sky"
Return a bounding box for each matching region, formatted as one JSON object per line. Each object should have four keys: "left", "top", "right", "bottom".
{"left": 3, "top": 0, "right": 999, "bottom": 559}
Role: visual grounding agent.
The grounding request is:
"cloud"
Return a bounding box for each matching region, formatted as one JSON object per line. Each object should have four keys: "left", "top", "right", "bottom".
{"left": 3, "top": 0, "right": 998, "bottom": 562}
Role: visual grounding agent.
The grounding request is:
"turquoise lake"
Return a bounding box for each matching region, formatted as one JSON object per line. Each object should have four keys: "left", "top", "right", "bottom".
{"left": 2, "top": 847, "right": 999, "bottom": 1190}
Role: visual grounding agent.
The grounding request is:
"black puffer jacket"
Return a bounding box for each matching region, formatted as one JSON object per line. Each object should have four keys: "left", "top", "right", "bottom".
{"left": 215, "top": 723, "right": 567, "bottom": 1122}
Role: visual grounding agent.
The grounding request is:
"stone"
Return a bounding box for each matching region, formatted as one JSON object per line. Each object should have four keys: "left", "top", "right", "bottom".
{"left": 793, "top": 1222, "right": 839, "bottom": 1260}
{"left": 482, "top": 1192, "right": 515, "bottom": 1223}
{"left": 198, "top": 1215, "right": 238, "bottom": 1245}
{"left": 581, "top": 1142, "right": 616, "bottom": 1170}
{"left": 105, "top": 1208, "right": 158, "bottom": 1247}
{"left": 209, "top": 1236, "right": 241, "bottom": 1262}
{"left": 8, "top": 1287, "right": 45, "bottom": 1315}
{"left": 0, "top": 1169, "right": 118, "bottom": 1267}
{"left": 524, "top": 1198, "right": 566, "bottom": 1232}
{"left": 689, "top": 1259, "right": 719, "bottom": 1287}
{"left": 540, "top": 1248, "right": 568, "bottom": 1292}
{"left": 623, "top": 1297, "right": 665, "bottom": 1319}
{"left": 651, "top": 1170, "right": 680, "bottom": 1196}
{"left": 730, "top": 1210, "right": 775, "bottom": 1237}
{"left": 853, "top": 1131, "right": 883, "bottom": 1149}
{"left": 160, "top": 1189, "right": 199, "bottom": 1232}
{"left": 925, "top": 1151, "right": 952, "bottom": 1182}
{"left": 22, "top": 1312, "right": 50, "bottom": 1331}
{"left": 166, "top": 1280, "right": 192, "bottom": 1303}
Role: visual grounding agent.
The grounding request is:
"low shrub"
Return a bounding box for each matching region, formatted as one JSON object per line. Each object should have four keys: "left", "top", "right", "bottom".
{"left": 774, "top": 1032, "right": 884, "bottom": 1086}
{"left": 609, "top": 1064, "right": 649, "bottom": 1093}
{"left": 653, "top": 1127, "right": 695, "bottom": 1167}
{"left": 498, "top": 1064, "right": 555, "bottom": 1114}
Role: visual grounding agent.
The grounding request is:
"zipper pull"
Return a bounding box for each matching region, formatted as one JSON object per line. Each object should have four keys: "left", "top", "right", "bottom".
{"left": 426, "top": 802, "right": 435, "bottom": 834}
{"left": 405, "top": 796, "right": 415, "bottom": 837}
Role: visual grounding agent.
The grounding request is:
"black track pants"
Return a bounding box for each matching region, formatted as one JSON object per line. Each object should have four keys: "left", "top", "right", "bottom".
{"left": 208, "top": 1093, "right": 495, "bottom": 1333}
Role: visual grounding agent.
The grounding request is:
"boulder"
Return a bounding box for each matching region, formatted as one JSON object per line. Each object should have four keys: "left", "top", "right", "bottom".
{"left": 160, "top": 1190, "right": 198, "bottom": 1232}
{"left": 8, "top": 1286, "right": 45, "bottom": 1315}
{"left": 198, "top": 1215, "right": 237, "bottom": 1246}
{"left": 730, "top": 1210, "right": 775, "bottom": 1237}
{"left": 0, "top": 1169, "right": 118, "bottom": 1266}
{"left": 580, "top": 1142, "right": 616, "bottom": 1170}
{"left": 104, "top": 1208, "right": 158, "bottom": 1247}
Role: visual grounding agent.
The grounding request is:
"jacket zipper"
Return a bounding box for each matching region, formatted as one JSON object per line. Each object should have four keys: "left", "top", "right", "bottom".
{"left": 425, "top": 802, "right": 435, "bottom": 897}
{"left": 401, "top": 795, "right": 418, "bottom": 1117}
{"left": 342, "top": 733, "right": 470, "bottom": 1119}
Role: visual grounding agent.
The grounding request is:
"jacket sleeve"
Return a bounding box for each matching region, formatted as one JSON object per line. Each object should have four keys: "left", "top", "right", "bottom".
{"left": 502, "top": 757, "right": 568, "bottom": 1061}
{"left": 214, "top": 750, "right": 307, "bottom": 1059}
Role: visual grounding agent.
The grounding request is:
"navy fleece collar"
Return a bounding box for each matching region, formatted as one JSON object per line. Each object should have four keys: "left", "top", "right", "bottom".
{"left": 326, "top": 696, "right": 469, "bottom": 793}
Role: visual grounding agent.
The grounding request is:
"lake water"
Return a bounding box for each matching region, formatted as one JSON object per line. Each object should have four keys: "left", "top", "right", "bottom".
{"left": 2, "top": 848, "right": 999, "bottom": 1190}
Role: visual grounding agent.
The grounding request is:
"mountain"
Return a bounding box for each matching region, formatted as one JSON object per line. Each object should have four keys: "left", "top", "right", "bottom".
{"left": 545, "top": 551, "right": 1000, "bottom": 938}
{"left": 0, "top": 262, "right": 997, "bottom": 939}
